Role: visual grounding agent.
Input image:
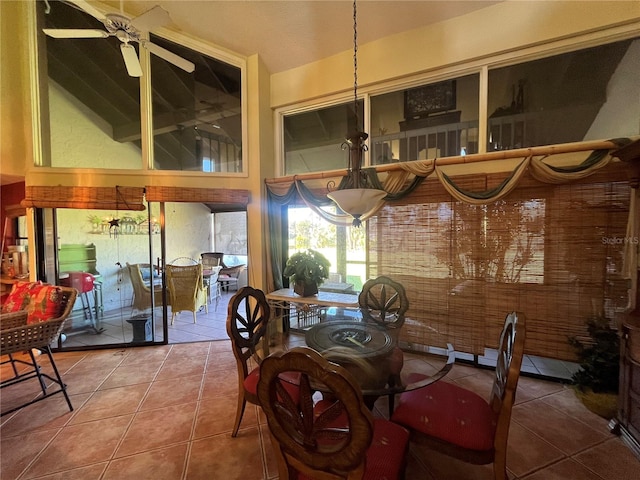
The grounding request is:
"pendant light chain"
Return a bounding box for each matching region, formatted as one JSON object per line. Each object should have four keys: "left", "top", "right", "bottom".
{"left": 353, "top": 0, "right": 359, "bottom": 131}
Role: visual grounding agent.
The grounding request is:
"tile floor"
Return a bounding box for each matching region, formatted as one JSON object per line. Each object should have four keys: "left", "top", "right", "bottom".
{"left": 2, "top": 336, "right": 640, "bottom": 480}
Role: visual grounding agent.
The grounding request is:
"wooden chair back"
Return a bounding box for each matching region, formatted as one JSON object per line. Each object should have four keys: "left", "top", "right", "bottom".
{"left": 226, "top": 286, "right": 271, "bottom": 436}
{"left": 257, "top": 347, "right": 374, "bottom": 480}
{"left": 358, "top": 276, "right": 409, "bottom": 331}
{"left": 489, "top": 311, "right": 526, "bottom": 464}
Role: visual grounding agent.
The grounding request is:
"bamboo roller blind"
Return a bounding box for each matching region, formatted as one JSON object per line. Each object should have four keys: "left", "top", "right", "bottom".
{"left": 145, "top": 186, "right": 250, "bottom": 205}
{"left": 21, "top": 186, "right": 146, "bottom": 211}
{"left": 368, "top": 167, "right": 632, "bottom": 361}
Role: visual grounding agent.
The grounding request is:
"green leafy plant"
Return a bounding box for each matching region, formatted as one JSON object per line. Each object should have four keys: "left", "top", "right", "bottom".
{"left": 568, "top": 315, "right": 619, "bottom": 393}
{"left": 283, "top": 249, "right": 331, "bottom": 287}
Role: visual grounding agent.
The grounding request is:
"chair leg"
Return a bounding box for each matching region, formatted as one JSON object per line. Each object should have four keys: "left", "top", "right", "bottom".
{"left": 171, "top": 312, "right": 176, "bottom": 325}
{"left": 493, "top": 452, "right": 508, "bottom": 480}
{"left": 192, "top": 312, "right": 197, "bottom": 324}
{"left": 231, "top": 389, "right": 247, "bottom": 437}
{"left": 42, "top": 346, "right": 74, "bottom": 413}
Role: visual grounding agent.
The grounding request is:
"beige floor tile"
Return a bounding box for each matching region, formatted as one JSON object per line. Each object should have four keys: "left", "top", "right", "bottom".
{"left": 21, "top": 415, "right": 132, "bottom": 479}
{"left": 512, "top": 398, "right": 609, "bottom": 455}
{"left": 0, "top": 429, "right": 60, "bottom": 480}
{"left": 140, "top": 373, "right": 203, "bottom": 410}
{"left": 24, "top": 463, "right": 108, "bottom": 480}
{"left": 573, "top": 437, "right": 640, "bottom": 480}
{"left": 68, "top": 383, "right": 150, "bottom": 425}
{"left": 539, "top": 387, "right": 611, "bottom": 430}
{"left": 520, "top": 458, "right": 606, "bottom": 480}
{"left": 99, "top": 360, "right": 163, "bottom": 390}
{"left": 102, "top": 443, "right": 188, "bottom": 480}
{"left": 193, "top": 394, "right": 245, "bottom": 438}
{"left": 505, "top": 421, "right": 565, "bottom": 477}
{"left": 114, "top": 402, "right": 198, "bottom": 457}
{"left": 155, "top": 355, "right": 207, "bottom": 381}
{"left": 186, "top": 427, "right": 266, "bottom": 480}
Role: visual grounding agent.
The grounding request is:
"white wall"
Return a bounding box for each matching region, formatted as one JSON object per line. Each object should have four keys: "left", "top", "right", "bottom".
{"left": 49, "top": 81, "right": 142, "bottom": 169}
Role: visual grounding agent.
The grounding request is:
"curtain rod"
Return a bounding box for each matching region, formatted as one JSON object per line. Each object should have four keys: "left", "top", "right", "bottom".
{"left": 265, "top": 139, "right": 626, "bottom": 185}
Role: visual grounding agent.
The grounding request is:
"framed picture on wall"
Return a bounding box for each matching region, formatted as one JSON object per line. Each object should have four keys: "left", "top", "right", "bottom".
{"left": 404, "top": 80, "right": 457, "bottom": 119}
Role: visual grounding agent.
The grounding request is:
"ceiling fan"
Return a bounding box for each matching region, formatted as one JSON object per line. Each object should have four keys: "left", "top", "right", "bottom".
{"left": 43, "top": 0, "right": 195, "bottom": 77}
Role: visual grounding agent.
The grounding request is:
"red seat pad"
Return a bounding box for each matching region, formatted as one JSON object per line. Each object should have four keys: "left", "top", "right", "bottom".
{"left": 244, "top": 368, "right": 301, "bottom": 403}
{"left": 298, "top": 418, "right": 409, "bottom": 480}
{"left": 363, "top": 418, "right": 409, "bottom": 480}
{"left": 391, "top": 380, "right": 496, "bottom": 452}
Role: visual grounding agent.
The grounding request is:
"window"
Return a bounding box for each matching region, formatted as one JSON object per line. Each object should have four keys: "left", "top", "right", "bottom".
{"left": 40, "top": 0, "right": 142, "bottom": 169}
{"left": 288, "top": 206, "right": 367, "bottom": 290}
{"left": 284, "top": 101, "right": 364, "bottom": 175}
{"left": 487, "top": 38, "right": 640, "bottom": 150}
{"left": 370, "top": 74, "right": 480, "bottom": 163}
{"left": 150, "top": 35, "right": 243, "bottom": 172}
{"left": 37, "top": 1, "right": 244, "bottom": 173}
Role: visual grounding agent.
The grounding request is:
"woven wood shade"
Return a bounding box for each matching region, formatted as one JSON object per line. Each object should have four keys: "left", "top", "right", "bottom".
{"left": 21, "top": 186, "right": 145, "bottom": 211}
{"left": 145, "top": 186, "right": 250, "bottom": 206}
{"left": 368, "top": 166, "right": 632, "bottom": 361}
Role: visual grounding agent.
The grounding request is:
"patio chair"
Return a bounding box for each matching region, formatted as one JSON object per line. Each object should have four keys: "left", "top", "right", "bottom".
{"left": 0, "top": 284, "right": 77, "bottom": 416}
{"left": 125, "top": 263, "right": 164, "bottom": 312}
{"left": 166, "top": 263, "right": 208, "bottom": 325}
{"left": 391, "top": 312, "right": 526, "bottom": 480}
{"left": 257, "top": 346, "right": 410, "bottom": 479}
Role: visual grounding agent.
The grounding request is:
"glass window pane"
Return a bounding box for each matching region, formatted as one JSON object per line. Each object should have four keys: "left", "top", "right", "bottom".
{"left": 40, "top": 0, "right": 142, "bottom": 169}
{"left": 370, "top": 74, "right": 479, "bottom": 164}
{"left": 487, "top": 38, "right": 640, "bottom": 150}
{"left": 284, "top": 101, "right": 364, "bottom": 175}
{"left": 150, "top": 34, "right": 243, "bottom": 172}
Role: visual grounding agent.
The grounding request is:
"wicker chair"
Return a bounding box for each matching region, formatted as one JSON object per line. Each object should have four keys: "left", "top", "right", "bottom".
{"left": 0, "top": 285, "right": 77, "bottom": 416}
{"left": 166, "top": 264, "right": 208, "bottom": 325}
{"left": 125, "top": 263, "right": 164, "bottom": 312}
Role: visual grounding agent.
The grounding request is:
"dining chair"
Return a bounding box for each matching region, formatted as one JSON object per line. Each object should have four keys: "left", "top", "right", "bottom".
{"left": 165, "top": 263, "right": 208, "bottom": 325}
{"left": 358, "top": 275, "right": 409, "bottom": 330}
{"left": 391, "top": 311, "right": 526, "bottom": 480}
{"left": 226, "top": 286, "right": 299, "bottom": 437}
{"left": 257, "top": 346, "right": 410, "bottom": 480}
{"left": 359, "top": 275, "right": 409, "bottom": 415}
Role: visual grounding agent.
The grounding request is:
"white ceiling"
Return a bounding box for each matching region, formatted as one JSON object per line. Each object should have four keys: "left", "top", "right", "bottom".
{"left": 101, "top": 0, "right": 501, "bottom": 73}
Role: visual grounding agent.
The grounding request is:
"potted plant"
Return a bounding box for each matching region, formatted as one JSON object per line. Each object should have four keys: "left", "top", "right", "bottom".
{"left": 284, "top": 249, "right": 331, "bottom": 297}
{"left": 568, "top": 314, "right": 620, "bottom": 419}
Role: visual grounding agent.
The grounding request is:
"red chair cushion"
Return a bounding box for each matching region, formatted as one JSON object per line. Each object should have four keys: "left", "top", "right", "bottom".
{"left": 26, "top": 284, "right": 64, "bottom": 324}
{"left": 297, "top": 412, "right": 409, "bottom": 480}
{"left": 391, "top": 379, "right": 496, "bottom": 452}
{"left": 1, "top": 281, "right": 38, "bottom": 313}
{"left": 244, "top": 367, "right": 301, "bottom": 403}
{"left": 364, "top": 418, "right": 409, "bottom": 480}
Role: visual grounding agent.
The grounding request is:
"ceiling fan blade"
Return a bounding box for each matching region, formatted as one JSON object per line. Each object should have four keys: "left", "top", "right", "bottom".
{"left": 120, "top": 43, "right": 143, "bottom": 77}
{"left": 67, "top": 0, "right": 107, "bottom": 22}
{"left": 130, "top": 5, "right": 171, "bottom": 32}
{"left": 144, "top": 41, "right": 195, "bottom": 73}
{"left": 43, "top": 28, "right": 108, "bottom": 39}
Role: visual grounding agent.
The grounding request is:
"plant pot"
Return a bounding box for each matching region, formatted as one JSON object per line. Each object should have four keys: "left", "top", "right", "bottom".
{"left": 573, "top": 387, "right": 618, "bottom": 420}
{"left": 294, "top": 281, "right": 318, "bottom": 297}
